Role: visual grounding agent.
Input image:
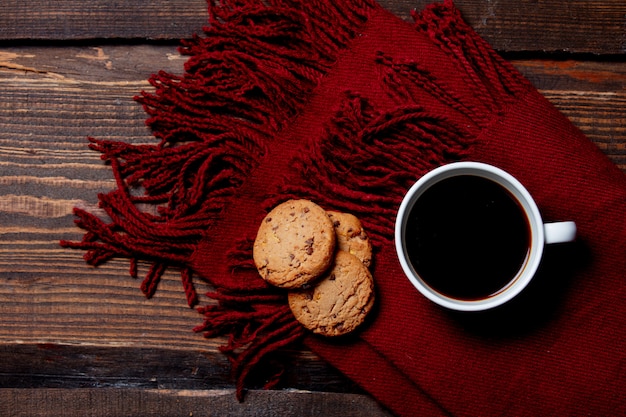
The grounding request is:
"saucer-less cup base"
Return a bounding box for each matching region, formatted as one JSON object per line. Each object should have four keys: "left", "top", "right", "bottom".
{"left": 395, "top": 162, "right": 577, "bottom": 311}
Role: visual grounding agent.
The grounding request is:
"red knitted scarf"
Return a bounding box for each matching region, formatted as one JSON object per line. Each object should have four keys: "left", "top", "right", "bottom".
{"left": 61, "top": 1, "right": 625, "bottom": 416}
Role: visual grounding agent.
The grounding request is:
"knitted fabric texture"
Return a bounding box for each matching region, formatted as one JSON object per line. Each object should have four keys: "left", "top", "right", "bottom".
{"left": 61, "top": 1, "right": 626, "bottom": 416}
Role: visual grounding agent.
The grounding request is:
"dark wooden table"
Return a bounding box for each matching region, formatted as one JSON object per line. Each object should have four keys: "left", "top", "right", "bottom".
{"left": 1, "top": 1, "right": 624, "bottom": 415}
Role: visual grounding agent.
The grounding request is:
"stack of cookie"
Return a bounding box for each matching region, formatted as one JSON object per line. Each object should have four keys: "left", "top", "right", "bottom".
{"left": 253, "top": 199, "right": 375, "bottom": 337}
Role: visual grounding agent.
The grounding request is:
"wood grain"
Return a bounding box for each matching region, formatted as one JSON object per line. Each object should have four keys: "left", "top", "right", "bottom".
{"left": 0, "top": 388, "right": 393, "bottom": 417}
{"left": 0, "top": 344, "right": 360, "bottom": 393}
{"left": 1, "top": 0, "right": 625, "bottom": 54}
{"left": 0, "top": 0, "right": 624, "bottom": 414}
{"left": 0, "top": 0, "right": 208, "bottom": 41}
{"left": 406, "top": 0, "right": 626, "bottom": 54}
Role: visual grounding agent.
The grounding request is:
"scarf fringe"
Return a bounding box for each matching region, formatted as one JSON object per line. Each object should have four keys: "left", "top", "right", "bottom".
{"left": 413, "top": 0, "right": 532, "bottom": 118}
{"left": 265, "top": 2, "right": 532, "bottom": 247}
{"left": 212, "top": 4, "right": 532, "bottom": 393}
{"left": 60, "top": 0, "right": 377, "bottom": 307}
{"left": 61, "top": 0, "right": 534, "bottom": 400}
{"left": 270, "top": 92, "right": 473, "bottom": 246}
{"left": 194, "top": 290, "right": 305, "bottom": 401}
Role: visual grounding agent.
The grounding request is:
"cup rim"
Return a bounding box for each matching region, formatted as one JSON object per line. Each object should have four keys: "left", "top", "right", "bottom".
{"left": 394, "top": 162, "right": 545, "bottom": 311}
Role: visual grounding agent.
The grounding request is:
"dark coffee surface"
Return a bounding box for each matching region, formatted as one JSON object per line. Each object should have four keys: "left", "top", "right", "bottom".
{"left": 405, "top": 175, "right": 530, "bottom": 300}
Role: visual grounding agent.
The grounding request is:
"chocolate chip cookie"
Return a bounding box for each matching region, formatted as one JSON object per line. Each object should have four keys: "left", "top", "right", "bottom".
{"left": 288, "top": 250, "right": 375, "bottom": 336}
{"left": 253, "top": 199, "right": 335, "bottom": 289}
{"left": 327, "top": 211, "right": 372, "bottom": 268}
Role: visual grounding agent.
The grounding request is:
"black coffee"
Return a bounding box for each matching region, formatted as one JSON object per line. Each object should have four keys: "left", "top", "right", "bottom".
{"left": 405, "top": 175, "right": 530, "bottom": 300}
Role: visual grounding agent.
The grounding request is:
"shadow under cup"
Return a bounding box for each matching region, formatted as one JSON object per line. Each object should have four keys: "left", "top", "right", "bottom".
{"left": 395, "top": 162, "right": 548, "bottom": 312}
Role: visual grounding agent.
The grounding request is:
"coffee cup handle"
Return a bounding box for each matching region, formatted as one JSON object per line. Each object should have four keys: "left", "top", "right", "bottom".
{"left": 544, "top": 221, "right": 577, "bottom": 244}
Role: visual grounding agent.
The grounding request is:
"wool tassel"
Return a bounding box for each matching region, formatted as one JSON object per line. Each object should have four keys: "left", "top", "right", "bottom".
{"left": 272, "top": 92, "right": 473, "bottom": 245}
{"left": 61, "top": 0, "right": 541, "bottom": 402}
{"left": 194, "top": 290, "right": 305, "bottom": 400}
{"left": 61, "top": 0, "right": 377, "bottom": 307}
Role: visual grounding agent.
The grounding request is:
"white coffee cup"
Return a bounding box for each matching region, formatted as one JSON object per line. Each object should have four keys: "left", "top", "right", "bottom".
{"left": 395, "top": 162, "right": 576, "bottom": 311}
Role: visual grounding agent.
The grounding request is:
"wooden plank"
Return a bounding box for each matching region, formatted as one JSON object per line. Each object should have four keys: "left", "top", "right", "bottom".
{"left": 0, "top": 344, "right": 359, "bottom": 393}
{"left": 0, "top": 344, "right": 232, "bottom": 389}
{"left": 0, "top": 1, "right": 624, "bottom": 55}
{"left": 0, "top": 388, "right": 393, "bottom": 417}
{"left": 405, "top": 0, "right": 626, "bottom": 54}
{"left": 512, "top": 59, "right": 626, "bottom": 170}
{"left": 0, "top": 0, "right": 208, "bottom": 41}
{"left": 0, "top": 46, "right": 623, "bottom": 175}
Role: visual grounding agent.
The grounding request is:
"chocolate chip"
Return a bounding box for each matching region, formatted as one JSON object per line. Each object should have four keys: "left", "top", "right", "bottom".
{"left": 304, "top": 237, "right": 315, "bottom": 255}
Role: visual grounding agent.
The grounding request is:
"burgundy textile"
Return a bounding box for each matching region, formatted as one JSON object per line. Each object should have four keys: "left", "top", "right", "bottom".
{"left": 61, "top": 1, "right": 625, "bottom": 415}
